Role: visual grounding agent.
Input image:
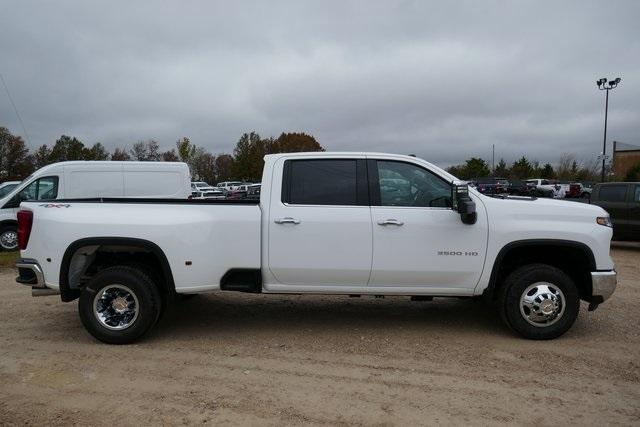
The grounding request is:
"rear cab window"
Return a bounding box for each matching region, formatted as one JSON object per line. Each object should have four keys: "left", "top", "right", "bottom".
{"left": 18, "top": 176, "right": 59, "bottom": 201}
{"left": 281, "top": 159, "right": 368, "bottom": 206}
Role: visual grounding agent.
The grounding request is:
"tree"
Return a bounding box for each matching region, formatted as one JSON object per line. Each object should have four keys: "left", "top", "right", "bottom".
{"left": 232, "top": 131, "right": 264, "bottom": 181}
{"left": 82, "top": 142, "right": 110, "bottom": 160}
{"left": 176, "top": 137, "right": 196, "bottom": 164}
{"left": 130, "top": 139, "right": 160, "bottom": 161}
{"left": 33, "top": 144, "right": 52, "bottom": 169}
{"left": 162, "top": 149, "right": 179, "bottom": 161}
{"left": 215, "top": 154, "right": 234, "bottom": 182}
{"left": 111, "top": 147, "right": 131, "bottom": 161}
{"left": 49, "top": 135, "right": 85, "bottom": 162}
{"left": 272, "top": 132, "right": 324, "bottom": 153}
{"left": 0, "top": 127, "right": 33, "bottom": 179}
{"left": 511, "top": 156, "right": 534, "bottom": 179}
{"left": 494, "top": 158, "right": 509, "bottom": 177}
{"left": 540, "top": 163, "right": 555, "bottom": 179}
{"left": 464, "top": 158, "right": 490, "bottom": 179}
{"left": 192, "top": 151, "right": 217, "bottom": 184}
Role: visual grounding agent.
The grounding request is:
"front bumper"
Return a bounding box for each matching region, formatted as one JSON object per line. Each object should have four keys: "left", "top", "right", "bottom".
{"left": 591, "top": 270, "right": 617, "bottom": 302}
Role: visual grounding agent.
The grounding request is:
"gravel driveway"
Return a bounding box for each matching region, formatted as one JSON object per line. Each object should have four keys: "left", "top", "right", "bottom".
{"left": 1, "top": 245, "right": 639, "bottom": 425}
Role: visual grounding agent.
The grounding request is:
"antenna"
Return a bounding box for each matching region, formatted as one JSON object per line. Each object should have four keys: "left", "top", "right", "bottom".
{"left": 0, "top": 72, "right": 30, "bottom": 144}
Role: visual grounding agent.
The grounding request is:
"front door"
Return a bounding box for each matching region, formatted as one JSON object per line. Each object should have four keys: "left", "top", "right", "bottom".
{"left": 268, "top": 157, "right": 372, "bottom": 287}
{"left": 368, "top": 159, "right": 487, "bottom": 291}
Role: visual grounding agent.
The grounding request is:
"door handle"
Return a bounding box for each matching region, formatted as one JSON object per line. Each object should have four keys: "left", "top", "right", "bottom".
{"left": 274, "top": 217, "right": 301, "bottom": 224}
{"left": 377, "top": 219, "right": 404, "bottom": 226}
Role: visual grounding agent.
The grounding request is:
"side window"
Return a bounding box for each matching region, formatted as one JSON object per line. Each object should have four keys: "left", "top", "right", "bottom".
{"left": 283, "top": 159, "right": 359, "bottom": 206}
{"left": 18, "top": 177, "right": 59, "bottom": 201}
{"left": 634, "top": 185, "right": 640, "bottom": 203}
{"left": 599, "top": 185, "right": 627, "bottom": 202}
{"left": 376, "top": 161, "right": 452, "bottom": 208}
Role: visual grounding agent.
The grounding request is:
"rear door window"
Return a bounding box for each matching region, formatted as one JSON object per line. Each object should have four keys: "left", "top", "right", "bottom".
{"left": 283, "top": 159, "right": 365, "bottom": 206}
{"left": 598, "top": 185, "right": 627, "bottom": 202}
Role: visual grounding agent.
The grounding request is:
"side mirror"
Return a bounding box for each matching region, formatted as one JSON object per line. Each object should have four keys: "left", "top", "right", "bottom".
{"left": 452, "top": 182, "right": 477, "bottom": 225}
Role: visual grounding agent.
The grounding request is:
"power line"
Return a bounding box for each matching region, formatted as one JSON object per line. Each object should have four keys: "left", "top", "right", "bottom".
{"left": 0, "top": 71, "right": 30, "bottom": 145}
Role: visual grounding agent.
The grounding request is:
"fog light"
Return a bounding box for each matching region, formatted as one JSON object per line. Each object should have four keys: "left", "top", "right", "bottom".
{"left": 596, "top": 216, "right": 612, "bottom": 227}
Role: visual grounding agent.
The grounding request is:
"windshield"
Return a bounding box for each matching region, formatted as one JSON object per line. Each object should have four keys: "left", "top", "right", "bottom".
{"left": 0, "top": 183, "right": 19, "bottom": 198}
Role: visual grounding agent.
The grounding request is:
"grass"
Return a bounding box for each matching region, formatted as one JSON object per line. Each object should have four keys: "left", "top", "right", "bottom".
{"left": 0, "top": 251, "right": 19, "bottom": 268}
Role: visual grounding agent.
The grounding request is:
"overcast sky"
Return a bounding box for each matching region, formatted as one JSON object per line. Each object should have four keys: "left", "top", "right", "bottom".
{"left": 1, "top": 0, "right": 638, "bottom": 167}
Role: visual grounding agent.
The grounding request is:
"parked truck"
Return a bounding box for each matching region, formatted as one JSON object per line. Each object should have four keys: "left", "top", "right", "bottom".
{"left": 15, "top": 152, "right": 617, "bottom": 344}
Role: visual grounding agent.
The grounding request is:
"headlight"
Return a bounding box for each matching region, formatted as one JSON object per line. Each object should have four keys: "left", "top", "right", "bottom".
{"left": 596, "top": 216, "right": 612, "bottom": 227}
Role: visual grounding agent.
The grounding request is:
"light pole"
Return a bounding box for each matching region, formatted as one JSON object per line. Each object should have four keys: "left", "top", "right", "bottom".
{"left": 596, "top": 77, "right": 621, "bottom": 182}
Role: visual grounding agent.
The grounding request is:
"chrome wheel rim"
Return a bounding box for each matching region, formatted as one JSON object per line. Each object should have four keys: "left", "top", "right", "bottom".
{"left": 93, "top": 284, "right": 139, "bottom": 330}
{"left": 520, "top": 282, "right": 565, "bottom": 327}
{"left": 0, "top": 230, "right": 17, "bottom": 250}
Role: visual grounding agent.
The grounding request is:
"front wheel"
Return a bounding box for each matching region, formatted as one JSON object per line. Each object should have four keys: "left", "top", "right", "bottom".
{"left": 78, "top": 266, "right": 162, "bottom": 344}
{"left": 0, "top": 225, "right": 18, "bottom": 251}
{"left": 499, "top": 264, "right": 579, "bottom": 340}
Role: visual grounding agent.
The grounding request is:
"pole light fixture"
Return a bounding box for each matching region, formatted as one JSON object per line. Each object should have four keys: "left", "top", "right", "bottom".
{"left": 596, "top": 76, "right": 621, "bottom": 182}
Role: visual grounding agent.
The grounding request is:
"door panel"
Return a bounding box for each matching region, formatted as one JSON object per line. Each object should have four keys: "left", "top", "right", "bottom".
{"left": 268, "top": 158, "right": 372, "bottom": 286}
{"left": 368, "top": 159, "right": 487, "bottom": 289}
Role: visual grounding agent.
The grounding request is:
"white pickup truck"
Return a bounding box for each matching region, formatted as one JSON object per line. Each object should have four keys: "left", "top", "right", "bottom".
{"left": 15, "top": 152, "right": 617, "bottom": 344}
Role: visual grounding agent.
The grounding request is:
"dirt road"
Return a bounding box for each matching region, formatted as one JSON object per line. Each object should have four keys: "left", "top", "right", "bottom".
{"left": 1, "top": 245, "right": 639, "bottom": 425}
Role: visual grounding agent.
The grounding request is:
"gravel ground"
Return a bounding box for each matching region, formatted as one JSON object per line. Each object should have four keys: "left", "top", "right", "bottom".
{"left": 0, "top": 244, "right": 639, "bottom": 425}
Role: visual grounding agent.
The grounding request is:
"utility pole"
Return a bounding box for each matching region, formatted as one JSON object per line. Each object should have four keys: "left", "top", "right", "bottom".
{"left": 597, "top": 77, "right": 621, "bottom": 182}
{"left": 492, "top": 144, "right": 495, "bottom": 175}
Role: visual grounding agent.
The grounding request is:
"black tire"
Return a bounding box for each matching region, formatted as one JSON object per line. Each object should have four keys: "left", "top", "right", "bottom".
{"left": 0, "top": 225, "right": 18, "bottom": 251}
{"left": 78, "top": 266, "right": 162, "bottom": 344}
{"left": 499, "top": 263, "right": 579, "bottom": 340}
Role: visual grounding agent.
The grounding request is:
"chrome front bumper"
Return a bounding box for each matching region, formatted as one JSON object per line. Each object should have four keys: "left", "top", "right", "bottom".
{"left": 591, "top": 271, "right": 617, "bottom": 302}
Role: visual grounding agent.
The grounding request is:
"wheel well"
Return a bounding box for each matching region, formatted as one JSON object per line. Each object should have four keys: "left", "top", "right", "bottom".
{"left": 60, "top": 238, "right": 175, "bottom": 302}
{"left": 0, "top": 220, "right": 17, "bottom": 229}
{"left": 487, "top": 241, "right": 595, "bottom": 302}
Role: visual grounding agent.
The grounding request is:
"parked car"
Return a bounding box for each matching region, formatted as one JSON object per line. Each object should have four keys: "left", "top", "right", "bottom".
{"left": 192, "top": 189, "right": 225, "bottom": 200}
{"left": 191, "top": 181, "right": 216, "bottom": 193}
{"left": 590, "top": 182, "right": 640, "bottom": 241}
{"left": 507, "top": 179, "right": 533, "bottom": 196}
{"left": 225, "top": 184, "right": 248, "bottom": 199}
{"left": 246, "top": 184, "right": 261, "bottom": 200}
{"left": 217, "top": 181, "right": 244, "bottom": 192}
{"left": 472, "top": 177, "right": 509, "bottom": 195}
{"left": 0, "top": 161, "right": 190, "bottom": 251}
{"left": 525, "top": 179, "right": 556, "bottom": 198}
{"left": 0, "top": 181, "right": 21, "bottom": 199}
{"left": 16, "top": 152, "right": 616, "bottom": 344}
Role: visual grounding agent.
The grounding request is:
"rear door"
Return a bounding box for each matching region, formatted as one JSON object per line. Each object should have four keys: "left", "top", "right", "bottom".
{"left": 267, "top": 156, "right": 372, "bottom": 287}
{"left": 629, "top": 185, "right": 640, "bottom": 240}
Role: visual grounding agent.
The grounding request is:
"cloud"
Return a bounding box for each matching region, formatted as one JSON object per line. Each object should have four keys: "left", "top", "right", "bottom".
{"left": 1, "top": 0, "right": 638, "bottom": 167}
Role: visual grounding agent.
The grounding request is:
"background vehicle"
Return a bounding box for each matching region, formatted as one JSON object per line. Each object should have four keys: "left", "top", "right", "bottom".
{"left": 590, "top": 182, "right": 640, "bottom": 240}
{"left": 507, "top": 179, "right": 533, "bottom": 196}
{"left": 0, "top": 161, "right": 190, "bottom": 251}
{"left": 225, "top": 184, "right": 248, "bottom": 199}
{"left": 246, "top": 184, "right": 261, "bottom": 200}
{"left": 191, "top": 181, "right": 216, "bottom": 193}
{"left": 0, "top": 181, "right": 20, "bottom": 199}
{"left": 525, "top": 179, "right": 556, "bottom": 198}
{"left": 217, "top": 181, "right": 243, "bottom": 192}
{"left": 472, "top": 177, "right": 509, "bottom": 196}
{"left": 192, "top": 189, "right": 225, "bottom": 199}
{"left": 16, "top": 152, "right": 616, "bottom": 344}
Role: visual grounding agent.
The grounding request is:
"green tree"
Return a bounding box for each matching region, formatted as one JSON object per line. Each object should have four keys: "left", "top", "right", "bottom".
{"left": 33, "top": 144, "right": 52, "bottom": 169}
{"left": 511, "top": 156, "right": 534, "bottom": 179}
{"left": 215, "top": 154, "right": 234, "bottom": 182}
{"left": 540, "top": 163, "right": 555, "bottom": 179}
{"left": 82, "top": 142, "right": 110, "bottom": 160}
{"left": 0, "top": 127, "right": 34, "bottom": 179}
{"left": 49, "top": 135, "right": 85, "bottom": 162}
{"left": 272, "top": 132, "right": 324, "bottom": 153}
{"left": 232, "top": 131, "right": 264, "bottom": 181}
{"left": 464, "top": 157, "right": 490, "bottom": 179}
{"left": 494, "top": 158, "right": 509, "bottom": 177}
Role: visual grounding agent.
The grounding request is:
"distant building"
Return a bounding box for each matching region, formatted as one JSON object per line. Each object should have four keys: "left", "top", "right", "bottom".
{"left": 612, "top": 141, "right": 640, "bottom": 178}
